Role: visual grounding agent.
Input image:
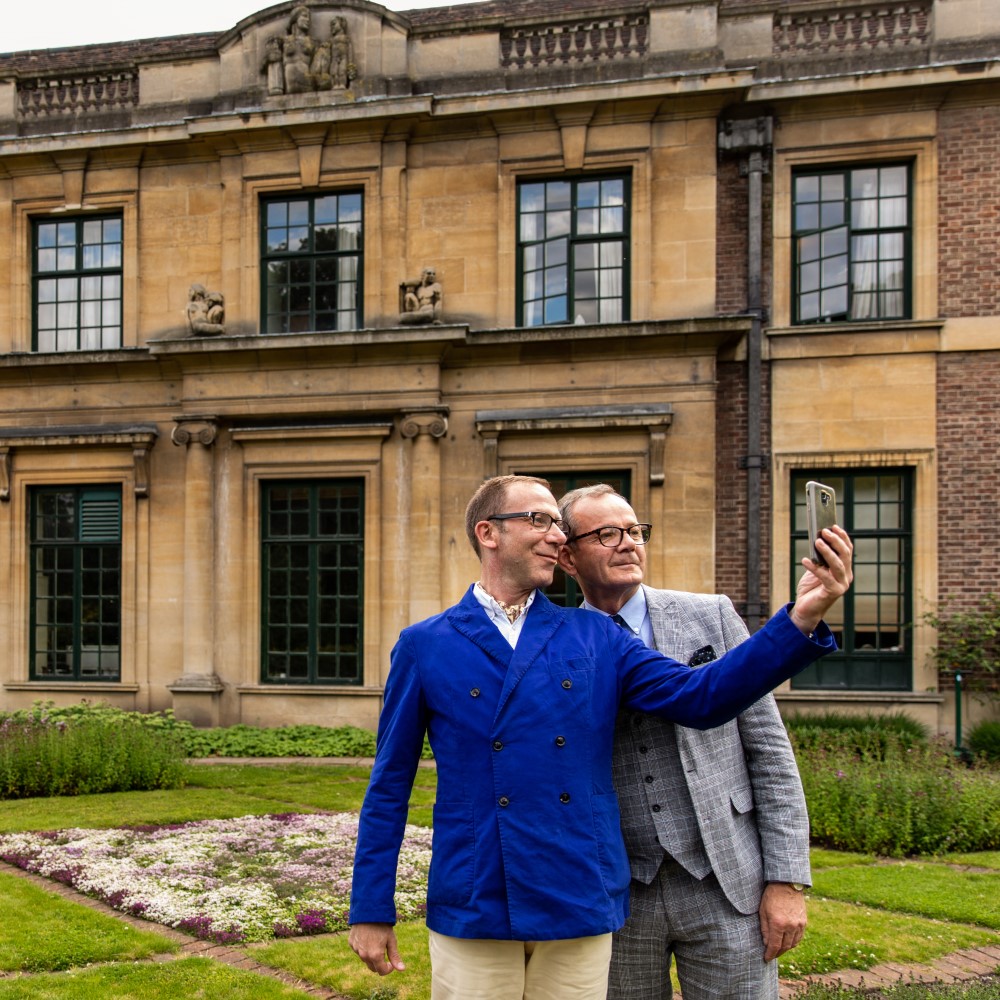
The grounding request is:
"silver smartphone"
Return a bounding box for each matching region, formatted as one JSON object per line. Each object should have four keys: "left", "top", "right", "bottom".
{"left": 805, "top": 481, "right": 837, "bottom": 566}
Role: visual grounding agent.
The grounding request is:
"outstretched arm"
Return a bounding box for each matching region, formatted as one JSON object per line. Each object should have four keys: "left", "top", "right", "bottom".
{"left": 788, "top": 525, "right": 853, "bottom": 635}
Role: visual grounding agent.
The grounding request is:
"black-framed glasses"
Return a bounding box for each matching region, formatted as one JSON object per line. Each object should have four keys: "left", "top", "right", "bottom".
{"left": 567, "top": 523, "right": 652, "bottom": 547}
{"left": 488, "top": 511, "right": 568, "bottom": 533}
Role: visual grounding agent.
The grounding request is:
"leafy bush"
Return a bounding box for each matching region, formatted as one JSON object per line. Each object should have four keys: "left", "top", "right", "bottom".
{"left": 791, "top": 732, "right": 1000, "bottom": 856}
{"left": 967, "top": 720, "right": 1000, "bottom": 762}
{"left": 0, "top": 700, "right": 433, "bottom": 763}
{"left": 924, "top": 593, "right": 1000, "bottom": 701}
{"left": 0, "top": 711, "right": 186, "bottom": 800}
{"left": 179, "top": 722, "right": 379, "bottom": 758}
{"left": 786, "top": 711, "right": 929, "bottom": 758}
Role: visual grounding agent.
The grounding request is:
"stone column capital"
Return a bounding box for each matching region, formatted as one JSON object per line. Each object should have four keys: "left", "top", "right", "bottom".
{"left": 172, "top": 416, "right": 219, "bottom": 447}
{"left": 399, "top": 410, "right": 449, "bottom": 440}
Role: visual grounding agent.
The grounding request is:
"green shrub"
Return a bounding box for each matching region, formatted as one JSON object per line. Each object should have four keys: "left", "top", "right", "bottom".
{"left": 178, "top": 722, "right": 379, "bottom": 758}
{"left": 0, "top": 700, "right": 433, "bottom": 763}
{"left": 786, "top": 711, "right": 929, "bottom": 758}
{"left": 968, "top": 720, "right": 1000, "bottom": 762}
{"left": 0, "top": 713, "right": 186, "bottom": 799}
{"left": 791, "top": 733, "right": 1000, "bottom": 855}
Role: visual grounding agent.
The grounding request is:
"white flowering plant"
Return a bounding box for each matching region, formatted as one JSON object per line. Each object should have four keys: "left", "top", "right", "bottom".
{"left": 0, "top": 812, "right": 431, "bottom": 944}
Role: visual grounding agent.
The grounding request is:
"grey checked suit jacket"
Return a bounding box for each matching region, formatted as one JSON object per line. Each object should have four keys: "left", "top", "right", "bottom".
{"left": 612, "top": 585, "right": 811, "bottom": 915}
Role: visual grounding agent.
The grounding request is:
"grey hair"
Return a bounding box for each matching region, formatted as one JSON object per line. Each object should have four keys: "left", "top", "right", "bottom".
{"left": 558, "top": 483, "right": 628, "bottom": 539}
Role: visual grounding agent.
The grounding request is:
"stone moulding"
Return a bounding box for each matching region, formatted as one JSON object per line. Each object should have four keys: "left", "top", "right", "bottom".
{"left": 0, "top": 424, "right": 158, "bottom": 500}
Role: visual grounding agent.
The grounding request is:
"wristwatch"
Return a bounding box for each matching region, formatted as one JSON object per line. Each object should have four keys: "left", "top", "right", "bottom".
{"left": 770, "top": 881, "right": 806, "bottom": 892}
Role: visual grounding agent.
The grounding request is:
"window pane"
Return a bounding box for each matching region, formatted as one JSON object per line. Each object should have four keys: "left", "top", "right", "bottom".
{"left": 261, "top": 194, "right": 363, "bottom": 332}
{"left": 794, "top": 165, "right": 909, "bottom": 324}
{"left": 261, "top": 481, "right": 364, "bottom": 685}
{"left": 790, "top": 470, "right": 910, "bottom": 690}
{"left": 518, "top": 175, "right": 629, "bottom": 327}
{"left": 34, "top": 216, "right": 122, "bottom": 353}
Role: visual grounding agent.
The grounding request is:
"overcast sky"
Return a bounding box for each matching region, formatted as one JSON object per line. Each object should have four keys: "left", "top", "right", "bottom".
{"left": 6, "top": 0, "right": 458, "bottom": 53}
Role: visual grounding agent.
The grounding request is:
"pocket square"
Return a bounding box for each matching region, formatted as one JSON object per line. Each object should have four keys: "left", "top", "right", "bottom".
{"left": 688, "top": 645, "right": 717, "bottom": 666}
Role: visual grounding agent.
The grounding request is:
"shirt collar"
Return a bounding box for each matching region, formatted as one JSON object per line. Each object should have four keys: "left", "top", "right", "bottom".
{"left": 582, "top": 586, "right": 647, "bottom": 635}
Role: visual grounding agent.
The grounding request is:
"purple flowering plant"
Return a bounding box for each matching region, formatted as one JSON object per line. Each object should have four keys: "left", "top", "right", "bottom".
{"left": 0, "top": 812, "right": 431, "bottom": 944}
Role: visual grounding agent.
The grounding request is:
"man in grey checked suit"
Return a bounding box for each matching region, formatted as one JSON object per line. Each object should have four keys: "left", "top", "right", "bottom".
{"left": 557, "top": 484, "right": 811, "bottom": 1000}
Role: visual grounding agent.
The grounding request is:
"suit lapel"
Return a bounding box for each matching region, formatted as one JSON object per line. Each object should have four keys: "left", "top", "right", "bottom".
{"left": 644, "top": 585, "right": 686, "bottom": 657}
{"left": 446, "top": 588, "right": 566, "bottom": 724}
{"left": 447, "top": 585, "right": 517, "bottom": 668}
{"left": 494, "top": 593, "right": 565, "bottom": 721}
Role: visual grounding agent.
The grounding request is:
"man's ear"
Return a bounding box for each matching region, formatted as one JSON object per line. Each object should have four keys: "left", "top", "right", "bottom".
{"left": 475, "top": 519, "right": 499, "bottom": 552}
{"left": 557, "top": 543, "right": 580, "bottom": 579}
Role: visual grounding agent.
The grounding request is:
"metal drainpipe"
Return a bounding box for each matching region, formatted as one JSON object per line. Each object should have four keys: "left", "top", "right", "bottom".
{"left": 718, "top": 115, "right": 773, "bottom": 632}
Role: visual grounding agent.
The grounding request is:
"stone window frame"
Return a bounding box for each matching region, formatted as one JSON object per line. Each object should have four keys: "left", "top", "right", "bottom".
{"left": 31, "top": 213, "right": 125, "bottom": 352}
{"left": 258, "top": 476, "right": 366, "bottom": 687}
{"left": 258, "top": 189, "right": 365, "bottom": 334}
{"left": 771, "top": 136, "right": 938, "bottom": 329}
{"left": 514, "top": 172, "right": 633, "bottom": 328}
{"left": 1, "top": 427, "right": 157, "bottom": 696}
{"left": 474, "top": 404, "right": 674, "bottom": 522}
{"left": 498, "top": 148, "right": 652, "bottom": 329}
{"left": 240, "top": 169, "right": 379, "bottom": 336}
{"left": 12, "top": 194, "right": 139, "bottom": 354}
{"left": 231, "top": 422, "right": 392, "bottom": 694}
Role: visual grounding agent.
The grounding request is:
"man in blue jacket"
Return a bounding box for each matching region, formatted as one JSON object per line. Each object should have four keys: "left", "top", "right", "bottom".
{"left": 348, "top": 474, "right": 853, "bottom": 999}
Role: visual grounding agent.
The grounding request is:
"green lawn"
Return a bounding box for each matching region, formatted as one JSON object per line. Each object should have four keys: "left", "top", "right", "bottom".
{"left": 1, "top": 762, "right": 998, "bottom": 1000}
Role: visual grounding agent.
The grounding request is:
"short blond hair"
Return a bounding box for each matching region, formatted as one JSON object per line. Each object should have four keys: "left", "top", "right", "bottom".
{"left": 465, "top": 475, "right": 551, "bottom": 557}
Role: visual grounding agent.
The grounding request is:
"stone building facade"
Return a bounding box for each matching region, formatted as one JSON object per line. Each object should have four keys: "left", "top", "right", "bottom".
{"left": 1, "top": 0, "right": 997, "bottom": 733}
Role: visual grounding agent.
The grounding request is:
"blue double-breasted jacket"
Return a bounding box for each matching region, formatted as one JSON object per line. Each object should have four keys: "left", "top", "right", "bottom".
{"left": 348, "top": 587, "right": 833, "bottom": 941}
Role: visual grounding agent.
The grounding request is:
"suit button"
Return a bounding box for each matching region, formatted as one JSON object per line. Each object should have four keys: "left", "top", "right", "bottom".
{"left": 639, "top": 746, "right": 648, "bottom": 753}
{"left": 554, "top": 736, "right": 566, "bottom": 747}
{"left": 561, "top": 679, "right": 572, "bottom": 689}
{"left": 644, "top": 775, "right": 654, "bottom": 784}
{"left": 498, "top": 796, "right": 510, "bottom": 807}
{"left": 492, "top": 740, "right": 503, "bottom": 751}
{"left": 652, "top": 804, "right": 661, "bottom": 813}
{"left": 470, "top": 688, "right": 480, "bottom": 697}
{"left": 559, "top": 792, "right": 571, "bottom": 803}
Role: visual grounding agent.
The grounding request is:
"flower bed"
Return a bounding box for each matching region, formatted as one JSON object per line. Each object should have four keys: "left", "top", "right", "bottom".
{"left": 0, "top": 812, "right": 431, "bottom": 944}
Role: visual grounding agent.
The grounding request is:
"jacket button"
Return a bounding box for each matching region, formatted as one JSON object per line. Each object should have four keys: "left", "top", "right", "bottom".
{"left": 470, "top": 688, "right": 480, "bottom": 697}
{"left": 554, "top": 736, "right": 566, "bottom": 747}
{"left": 559, "top": 792, "right": 571, "bottom": 803}
{"left": 492, "top": 740, "right": 503, "bottom": 751}
{"left": 652, "top": 804, "right": 661, "bottom": 813}
{"left": 644, "top": 775, "right": 654, "bottom": 784}
{"left": 498, "top": 796, "right": 510, "bottom": 807}
{"left": 561, "top": 679, "right": 572, "bottom": 689}
{"left": 639, "top": 745, "right": 648, "bottom": 753}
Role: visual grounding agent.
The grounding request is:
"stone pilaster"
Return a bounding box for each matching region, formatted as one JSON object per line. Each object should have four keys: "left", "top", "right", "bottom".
{"left": 399, "top": 410, "right": 448, "bottom": 625}
{"left": 167, "top": 416, "right": 223, "bottom": 726}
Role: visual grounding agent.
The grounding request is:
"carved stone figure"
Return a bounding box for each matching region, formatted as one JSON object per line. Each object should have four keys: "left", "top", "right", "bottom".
{"left": 313, "top": 16, "right": 356, "bottom": 91}
{"left": 261, "top": 9, "right": 357, "bottom": 96}
{"left": 400, "top": 267, "right": 443, "bottom": 325}
{"left": 187, "top": 284, "right": 225, "bottom": 336}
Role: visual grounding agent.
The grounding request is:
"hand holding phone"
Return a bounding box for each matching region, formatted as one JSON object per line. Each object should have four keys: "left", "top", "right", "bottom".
{"left": 805, "top": 481, "right": 837, "bottom": 567}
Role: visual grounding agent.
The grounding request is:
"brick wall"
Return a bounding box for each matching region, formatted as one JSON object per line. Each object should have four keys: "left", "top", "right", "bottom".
{"left": 715, "top": 359, "right": 772, "bottom": 622}
{"left": 716, "top": 150, "right": 774, "bottom": 625}
{"left": 938, "top": 103, "right": 1000, "bottom": 317}
{"left": 937, "top": 353, "right": 1000, "bottom": 604}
